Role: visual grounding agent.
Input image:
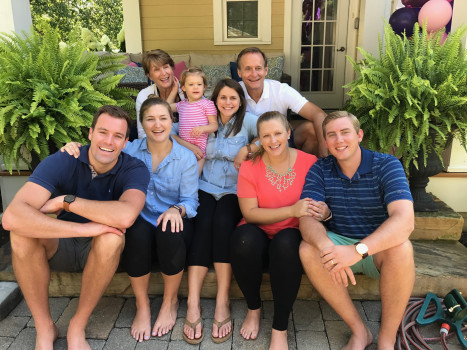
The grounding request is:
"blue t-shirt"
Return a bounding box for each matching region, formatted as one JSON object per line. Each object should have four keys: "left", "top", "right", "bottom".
{"left": 28, "top": 145, "right": 150, "bottom": 224}
{"left": 301, "top": 147, "right": 413, "bottom": 239}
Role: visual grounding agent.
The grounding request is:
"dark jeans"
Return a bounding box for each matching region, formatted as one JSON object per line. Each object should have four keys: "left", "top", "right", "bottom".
{"left": 121, "top": 215, "right": 194, "bottom": 277}
{"left": 187, "top": 190, "right": 242, "bottom": 267}
{"left": 230, "top": 223, "right": 303, "bottom": 331}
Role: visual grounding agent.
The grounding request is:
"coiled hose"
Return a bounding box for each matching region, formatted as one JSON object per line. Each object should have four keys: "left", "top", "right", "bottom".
{"left": 396, "top": 297, "right": 467, "bottom": 350}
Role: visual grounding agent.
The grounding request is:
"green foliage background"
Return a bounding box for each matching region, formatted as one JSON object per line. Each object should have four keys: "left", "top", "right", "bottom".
{"left": 345, "top": 23, "right": 467, "bottom": 173}
{"left": 0, "top": 24, "right": 136, "bottom": 173}
{"left": 30, "top": 0, "right": 123, "bottom": 43}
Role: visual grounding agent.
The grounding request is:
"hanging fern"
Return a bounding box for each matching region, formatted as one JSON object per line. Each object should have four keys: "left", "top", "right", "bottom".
{"left": 0, "top": 24, "right": 137, "bottom": 173}
{"left": 345, "top": 23, "right": 467, "bottom": 174}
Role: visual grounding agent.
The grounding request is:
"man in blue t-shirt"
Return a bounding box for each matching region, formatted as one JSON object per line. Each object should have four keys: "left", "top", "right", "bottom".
{"left": 3, "top": 106, "right": 149, "bottom": 350}
{"left": 299, "top": 111, "right": 414, "bottom": 350}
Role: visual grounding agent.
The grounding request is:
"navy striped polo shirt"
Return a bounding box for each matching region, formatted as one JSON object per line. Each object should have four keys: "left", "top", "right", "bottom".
{"left": 301, "top": 147, "right": 413, "bottom": 239}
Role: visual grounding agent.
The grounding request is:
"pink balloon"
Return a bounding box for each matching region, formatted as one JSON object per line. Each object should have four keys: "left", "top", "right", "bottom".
{"left": 418, "top": 0, "right": 453, "bottom": 32}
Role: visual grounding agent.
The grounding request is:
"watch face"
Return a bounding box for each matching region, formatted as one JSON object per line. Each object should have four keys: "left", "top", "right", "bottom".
{"left": 356, "top": 243, "right": 368, "bottom": 255}
{"left": 64, "top": 195, "right": 75, "bottom": 204}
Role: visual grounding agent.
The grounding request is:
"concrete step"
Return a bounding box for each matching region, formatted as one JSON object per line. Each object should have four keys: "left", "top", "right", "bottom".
{"left": 0, "top": 240, "right": 465, "bottom": 300}
{"left": 412, "top": 197, "right": 464, "bottom": 240}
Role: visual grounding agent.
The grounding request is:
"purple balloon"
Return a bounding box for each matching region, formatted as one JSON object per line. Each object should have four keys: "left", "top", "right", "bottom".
{"left": 389, "top": 7, "right": 420, "bottom": 37}
{"left": 402, "top": 0, "right": 429, "bottom": 7}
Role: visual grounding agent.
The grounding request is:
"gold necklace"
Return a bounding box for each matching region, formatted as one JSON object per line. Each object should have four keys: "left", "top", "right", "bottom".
{"left": 264, "top": 150, "right": 296, "bottom": 192}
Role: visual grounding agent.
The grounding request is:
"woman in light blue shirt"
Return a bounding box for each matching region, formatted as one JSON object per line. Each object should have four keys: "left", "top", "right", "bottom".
{"left": 62, "top": 98, "right": 199, "bottom": 343}
{"left": 174, "top": 79, "right": 258, "bottom": 344}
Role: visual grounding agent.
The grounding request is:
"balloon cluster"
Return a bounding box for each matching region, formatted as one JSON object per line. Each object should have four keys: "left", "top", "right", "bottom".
{"left": 389, "top": 0, "right": 453, "bottom": 39}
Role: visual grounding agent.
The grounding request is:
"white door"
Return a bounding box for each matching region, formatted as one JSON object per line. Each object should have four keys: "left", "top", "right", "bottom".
{"left": 290, "top": 0, "right": 350, "bottom": 109}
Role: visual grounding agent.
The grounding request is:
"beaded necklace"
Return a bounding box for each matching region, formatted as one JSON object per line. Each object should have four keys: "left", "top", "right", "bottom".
{"left": 264, "top": 150, "right": 296, "bottom": 192}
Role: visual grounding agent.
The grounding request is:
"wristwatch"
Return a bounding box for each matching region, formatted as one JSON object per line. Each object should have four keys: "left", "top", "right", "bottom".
{"left": 171, "top": 204, "right": 183, "bottom": 215}
{"left": 63, "top": 195, "right": 76, "bottom": 212}
{"left": 354, "top": 242, "right": 369, "bottom": 259}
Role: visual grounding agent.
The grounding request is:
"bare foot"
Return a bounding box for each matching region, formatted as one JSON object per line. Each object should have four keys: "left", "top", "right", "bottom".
{"left": 240, "top": 308, "right": 261, "bottom": 340}
{"left": 35, "top": 322, "right": 58, "bottom": 350}
{"left": 212, "top": 301, "right": 231, "bottom": 339}
{"left": 184, "top": 302, "right": 202, "bottom": 340}
{"left": 270, "top": 329, "right": 288, "bottom": 350}
{"left": 342, "top": 326, "right": 373, "bottom": 350}
{"left": 131, "top": 297, "right": 151, "bottom": 342}
{"left": 67, "top": 317, "right": 91, "bottom": 350}
{"left": 152, "top": 298, "right": 179, "bottom": 337}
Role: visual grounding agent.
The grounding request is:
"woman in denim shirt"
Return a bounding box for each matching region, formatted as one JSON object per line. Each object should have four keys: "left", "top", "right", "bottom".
{"left": 62, "top": 98, "right": 199, "bottom": 343}
{"left": 175, "top": 79, "right": 258, "bottom": 344}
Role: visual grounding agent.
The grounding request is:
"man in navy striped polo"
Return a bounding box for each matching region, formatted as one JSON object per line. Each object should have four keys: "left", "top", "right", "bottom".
{"left": 299, "top": 111, "right": 415, "bottom": 350}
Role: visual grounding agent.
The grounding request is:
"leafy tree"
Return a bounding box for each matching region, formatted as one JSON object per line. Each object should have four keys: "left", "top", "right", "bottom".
{"left": 30, "top": 0, "right": 123, "bottom": 44}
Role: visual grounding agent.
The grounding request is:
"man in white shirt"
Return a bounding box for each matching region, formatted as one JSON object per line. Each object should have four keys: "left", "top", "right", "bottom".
{"left": 237, "top": 47, "right": 328, "bottom": 157}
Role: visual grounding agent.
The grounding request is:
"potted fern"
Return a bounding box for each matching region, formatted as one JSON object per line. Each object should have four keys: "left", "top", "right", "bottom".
{"left": 0, "top": 24, "right": 136, "bottom": 210}
{"left": 345, "top": 23, "right": 467, "bottom": 211}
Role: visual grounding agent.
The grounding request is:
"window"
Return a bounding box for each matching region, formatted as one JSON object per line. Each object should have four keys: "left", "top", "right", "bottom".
{"left": 213, "top": 0, "right": 271, "bottom": 45}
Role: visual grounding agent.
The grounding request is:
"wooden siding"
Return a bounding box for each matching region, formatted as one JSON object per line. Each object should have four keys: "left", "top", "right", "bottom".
{"left": 139, "top": 0, "right": 284, "bottom": 55}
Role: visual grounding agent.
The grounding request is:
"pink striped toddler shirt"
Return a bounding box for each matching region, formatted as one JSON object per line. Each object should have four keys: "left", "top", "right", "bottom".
{"left": 176, "top": 98, "right": 217, "bottom": 157}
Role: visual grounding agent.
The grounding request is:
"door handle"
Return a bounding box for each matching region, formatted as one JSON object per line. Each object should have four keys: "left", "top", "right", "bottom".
{"left": 336, "top": 46, "right": 346, "bottom": 52}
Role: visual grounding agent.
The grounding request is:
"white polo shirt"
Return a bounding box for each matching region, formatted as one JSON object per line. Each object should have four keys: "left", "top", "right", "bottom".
{"left": 239, "top": 79, "right": 308, "bottom": 117}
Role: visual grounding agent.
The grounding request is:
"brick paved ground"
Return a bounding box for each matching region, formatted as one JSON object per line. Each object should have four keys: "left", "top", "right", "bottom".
{"left": 0, "top": 296, "right": 465, "bottom": 349}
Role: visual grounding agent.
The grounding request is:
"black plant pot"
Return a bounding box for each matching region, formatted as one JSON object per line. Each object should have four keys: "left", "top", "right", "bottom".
{"left": 408, "top": 149, "right": 444, "bottom": 212}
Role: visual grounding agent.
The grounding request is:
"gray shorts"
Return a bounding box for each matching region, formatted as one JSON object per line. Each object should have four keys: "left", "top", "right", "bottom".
{"left": 48, "top": 237, "right": 92, "bottom": 272}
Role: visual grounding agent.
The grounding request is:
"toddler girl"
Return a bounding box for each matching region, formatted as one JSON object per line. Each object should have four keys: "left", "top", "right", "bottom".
{"left": 169, "top": 67, "right": 218, "bottom": 174}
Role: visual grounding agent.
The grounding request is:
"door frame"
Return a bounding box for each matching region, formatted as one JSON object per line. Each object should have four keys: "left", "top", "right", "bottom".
{"left": 283, "top": 0, "right": 361, "bottom": 109}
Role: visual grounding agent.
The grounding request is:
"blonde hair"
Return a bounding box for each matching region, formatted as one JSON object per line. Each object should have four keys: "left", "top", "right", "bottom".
{"left": 251, "top": 111, "right": 291, "bottom": 162}
{"left": 322, "top": 111, "right": 360, "bottom": 138}
{"left": 179, "top": 67, "right": 207, "bottom": 98}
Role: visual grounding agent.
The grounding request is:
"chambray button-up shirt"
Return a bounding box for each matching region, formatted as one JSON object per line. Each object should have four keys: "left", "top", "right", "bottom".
{"left": 124, "top": 137, "right": 199, "bottom": 227}
{"left": 199, "top": 112, "right": 258, "bottom": 199}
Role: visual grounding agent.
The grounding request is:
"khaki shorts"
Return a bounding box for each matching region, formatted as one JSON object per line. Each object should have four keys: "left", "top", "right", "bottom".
{"left": 327, "top": 231, "right": 380, "bottom": 279}
{"left": 48, "top": 237, "right": 92, "bottom": 272}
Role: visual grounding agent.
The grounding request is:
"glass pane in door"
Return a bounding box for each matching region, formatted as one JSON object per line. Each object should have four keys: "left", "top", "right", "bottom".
{"left": 300, "top": 0, "right": 338, "bottom": 92}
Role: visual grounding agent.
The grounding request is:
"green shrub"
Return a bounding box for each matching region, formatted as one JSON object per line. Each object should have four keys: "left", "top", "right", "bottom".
{"left": 0, "top": 24, "right": 136, "bottom": 172}
{"left": 345, "top": 23, "right": 467, "bottom": 173}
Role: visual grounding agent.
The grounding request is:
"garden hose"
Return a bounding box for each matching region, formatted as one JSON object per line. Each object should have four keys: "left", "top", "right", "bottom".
{"left": 396, "top": 293, "right": 467, "bottom": 350}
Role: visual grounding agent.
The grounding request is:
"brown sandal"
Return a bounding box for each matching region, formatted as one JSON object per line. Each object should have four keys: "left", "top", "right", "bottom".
{"left": 183, "top": 317, "right": 204, "bottom": 344}
{"left": 211, "top": 316, "right": 232, "bottom": 343}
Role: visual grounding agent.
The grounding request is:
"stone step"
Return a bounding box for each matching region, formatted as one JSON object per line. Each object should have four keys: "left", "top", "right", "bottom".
{"left": 0, "top": 240, "right": 465, "bottom": 300}
{"left": 412, "top": 197, "right": 464, "bottom": 240}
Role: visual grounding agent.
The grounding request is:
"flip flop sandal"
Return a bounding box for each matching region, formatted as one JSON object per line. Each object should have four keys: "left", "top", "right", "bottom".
{"left": 211, "top": 316, "right": 232, "bottom": 344}
{"left": 183, "top": 317, "right": 204, "bottom": 345}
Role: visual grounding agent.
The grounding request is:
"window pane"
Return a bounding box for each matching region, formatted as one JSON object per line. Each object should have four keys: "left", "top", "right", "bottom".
{"left": 323, "top": 70, "right": 334, "bottom": 91}
{"left": 227, "top": 1, "right": 258, "bottom": 38}
{"left": 312, "top": 22, "right": 324, "bottom": 45}
{"left": 326, "top": 0, "right": 338, "bottom": 20}
{"left": 300, "top": 70, "right": 311, "bottom": 92}
{"left": 301, "top": 47, "right": 311, "bottom": 69}
{"left": 312, "top": 47, "right": 323, "bottom": 69}
{"left": 311, "top": 70, "right": 322, "bottom": 91}
{"left": 324, "top": 47, "right": 334, "bottom": 68}
{"left": 325, "top": 23, "right": 336, "bottom": 45}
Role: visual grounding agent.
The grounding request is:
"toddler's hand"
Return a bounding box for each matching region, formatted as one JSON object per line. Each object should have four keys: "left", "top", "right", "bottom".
{"left": 190, "top": 126, "right": 203, "bottom": 138}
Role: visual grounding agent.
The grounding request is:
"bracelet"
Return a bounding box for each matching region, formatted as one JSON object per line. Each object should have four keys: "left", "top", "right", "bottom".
{"left": 246, "top": 144, "right": 253, "bottom": 159}
{"left": 322, "top": 211, "right": 332, "bottom": 222}
{"left": 170, "top": 204, "right": 182, "bottom": 215}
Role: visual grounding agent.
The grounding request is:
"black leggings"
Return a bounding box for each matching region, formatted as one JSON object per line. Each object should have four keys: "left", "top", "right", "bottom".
{"left": 187, "top": 190, "right": 242, "bottom": 267}
{"left": 122, "top": 215, "right": 194, "bottom": 277}
{"left": 230, "top": 224, "right": 303, "bottom": 331}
